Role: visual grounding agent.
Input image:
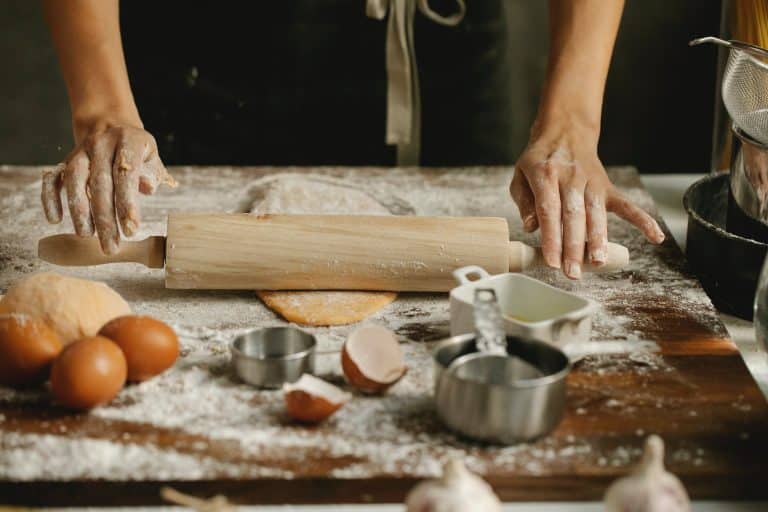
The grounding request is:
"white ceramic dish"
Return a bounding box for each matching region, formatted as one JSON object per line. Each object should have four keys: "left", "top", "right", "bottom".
{"left": 449, "top": 266, "right": 598, "bottom": 347}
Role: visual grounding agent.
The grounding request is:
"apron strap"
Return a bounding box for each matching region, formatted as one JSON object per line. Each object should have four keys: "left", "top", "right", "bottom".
{"left": 366, "top": 0, "right": 466, "bottom": 166}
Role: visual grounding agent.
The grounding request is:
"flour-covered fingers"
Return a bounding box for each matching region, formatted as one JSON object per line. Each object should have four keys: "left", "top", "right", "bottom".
{"left": 523, "top": 164, "right": 562, "bottom": 268}
{"left": 41, "top": 164, "right": 65, "bottom": 223}
{"left": 607, "top": 193, "right": 665, "bottom": 244}
{"left": 138, "top": 152, "right": 176, "bottom": 195}
{"left": 510, "top": 168, "right": 538, "bottom": 232}
{"left": 87, "top": 135, "right": 120, "bottom": 254}
{"left": 561, "top": 182, "right": 587, "bottom": 279}
{"left": 153, "top": 152, "right": 177, "bottom": 188}
{"left": 64, "top": 151, "right": 94, "bottom": 236}
{"left": 113, "top": 138, "right": 145, "bottom": 237}
{"left": 585, "top": 186, "right": 608, "bottom": 266}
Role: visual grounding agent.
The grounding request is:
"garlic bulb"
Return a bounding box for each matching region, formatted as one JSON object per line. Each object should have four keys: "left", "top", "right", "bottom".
{"left": 604, "top": 435, "right": 691, "bottom": 512}
{"left": 405, "top": 458, "right": 502, "bottom": 512}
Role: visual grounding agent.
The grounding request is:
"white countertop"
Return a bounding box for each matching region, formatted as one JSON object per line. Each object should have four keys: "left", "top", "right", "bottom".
{"left": 40, "top": 174, "right": 768, "bottom": 512}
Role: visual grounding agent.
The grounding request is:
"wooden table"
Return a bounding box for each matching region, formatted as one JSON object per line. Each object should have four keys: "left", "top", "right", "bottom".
{"left": 1, "top": 166, "right": 767, "bottom": 506}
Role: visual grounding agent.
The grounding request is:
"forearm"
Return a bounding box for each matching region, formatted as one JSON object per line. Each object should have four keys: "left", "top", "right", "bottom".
{"left": 42, "top": 0, "right": 141, "bottom": 142}
{"left": 536, "top": 0, "right": 624, "bottom": 137}
{"left": 511, "top": 0, "right": 664, "bottom": 278}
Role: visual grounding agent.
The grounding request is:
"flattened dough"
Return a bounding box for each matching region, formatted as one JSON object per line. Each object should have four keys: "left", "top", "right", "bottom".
{"left": 249, "top": 174, "right": 397, "bottom": 326}
{"left": 257, "top": 290, "right": 397, "bottom": 326}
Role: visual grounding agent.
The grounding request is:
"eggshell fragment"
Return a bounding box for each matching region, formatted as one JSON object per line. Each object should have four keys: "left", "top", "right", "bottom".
{"left": 50, "top": 336, "right": 127, "bottom": 410}
{"left": 283, "top": 374, "right": 351, "bottom": 423}
{"left": 341, "top": 324, "right": 406, "bottom": 393}
{"left": 0, "top": 313, "right": 63, "bottom": 387}
{"left": 99, "top": 315, "right": 179, "bottom": 382}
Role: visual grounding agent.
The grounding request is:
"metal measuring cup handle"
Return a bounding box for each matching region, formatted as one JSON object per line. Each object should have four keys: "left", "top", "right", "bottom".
{"left": 473, "top": 288, "right": 506, "bottom": 355}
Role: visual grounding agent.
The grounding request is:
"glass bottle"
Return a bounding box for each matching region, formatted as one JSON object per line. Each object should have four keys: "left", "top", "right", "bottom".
{"left": 754, "top": 253, "right": 768, "bottom": 351}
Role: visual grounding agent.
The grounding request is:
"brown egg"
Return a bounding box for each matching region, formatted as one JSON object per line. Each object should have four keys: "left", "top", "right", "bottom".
{"left": 50, "top": 336, "right": 126, "bottom": 410}
{"left": 98, "top": 315, "right": 179, "bottom": 382}
{"left": 0, "top": 313, "right": 63, "bottom": 387}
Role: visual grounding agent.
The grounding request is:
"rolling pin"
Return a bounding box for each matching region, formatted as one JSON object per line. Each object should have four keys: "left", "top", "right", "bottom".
{"left": 38, "top": 214, "right": 629, "bottom": 291}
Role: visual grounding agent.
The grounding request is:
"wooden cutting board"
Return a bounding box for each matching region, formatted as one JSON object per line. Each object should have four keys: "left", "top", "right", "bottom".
{"left": 0, "top": 166, "right": 766, "bottom": 506}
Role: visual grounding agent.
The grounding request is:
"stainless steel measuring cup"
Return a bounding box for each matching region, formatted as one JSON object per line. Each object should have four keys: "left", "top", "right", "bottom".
{"left": 433, "top": 334, "right": 571, "bottom": 444}
{"left": 231, "top": 327, "right": 316, "bottom": 388}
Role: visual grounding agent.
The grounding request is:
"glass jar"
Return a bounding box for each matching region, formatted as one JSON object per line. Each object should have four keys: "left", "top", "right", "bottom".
{"left": 754, "top": 252, "right": 768, "bottom": 351}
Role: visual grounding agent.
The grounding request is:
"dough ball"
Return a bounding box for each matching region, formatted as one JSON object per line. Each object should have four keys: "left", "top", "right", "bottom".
{"left": 0, "top": 272, "right": 131, "bottom": 345}
{"left": 50, "top": 335, "right": 127, "bottom": 410}
{"left": 99, "top": 315, "right": 179, "bottom": 382}
{"left": 0, "top": 313, "right": 63, "bottom": 387}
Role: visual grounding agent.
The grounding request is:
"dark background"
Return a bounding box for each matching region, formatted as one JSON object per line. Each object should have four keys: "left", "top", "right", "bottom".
{"left": 0, "top": 0, "right": 721, "bottom": 172}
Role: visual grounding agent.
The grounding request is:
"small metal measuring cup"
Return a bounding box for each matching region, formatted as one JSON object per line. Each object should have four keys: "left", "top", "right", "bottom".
{"left": 433, "top": 333, "right": 571, "bottom": 444}
{"left": 231, "top": 327, "right": 316, "bottom": 388}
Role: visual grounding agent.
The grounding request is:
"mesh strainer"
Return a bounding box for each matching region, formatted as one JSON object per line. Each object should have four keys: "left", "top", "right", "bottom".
{"left": 691, "top": 36, "right": 768, "bottom": 145}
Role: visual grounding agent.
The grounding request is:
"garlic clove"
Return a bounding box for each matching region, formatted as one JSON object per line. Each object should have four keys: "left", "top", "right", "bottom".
{"left": 604, "top": 435, "right": 691, "bottom": 512}
{"left": 405, "top": 458, "right": 502, "bottom": 512}
{"left": 341, "top": 324, "right": 406, "bottom": 394}
{"left": 283, "top": 374, "right": 351, "bottom": 424}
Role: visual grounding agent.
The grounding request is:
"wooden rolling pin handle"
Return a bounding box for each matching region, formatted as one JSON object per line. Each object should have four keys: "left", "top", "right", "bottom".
{"left": 508, "top": 241, "right": 629, "bottom": 273}
{"left": 37, "top": 234, "right": 166, "bottom": 269}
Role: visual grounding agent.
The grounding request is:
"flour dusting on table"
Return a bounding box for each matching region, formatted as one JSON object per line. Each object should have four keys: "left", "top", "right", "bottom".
{"left": 0, "top": 166, "right": 743, "bottom": 483}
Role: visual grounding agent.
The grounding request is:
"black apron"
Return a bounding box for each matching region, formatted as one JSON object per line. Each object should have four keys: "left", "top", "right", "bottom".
{"left": 120, "top": 1, "right": 512, "bottom": 166}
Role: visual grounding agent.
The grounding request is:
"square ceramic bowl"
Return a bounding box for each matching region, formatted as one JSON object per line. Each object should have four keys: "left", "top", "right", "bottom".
{"left": 449, "top": 266, "right": 598, "bottom": 347}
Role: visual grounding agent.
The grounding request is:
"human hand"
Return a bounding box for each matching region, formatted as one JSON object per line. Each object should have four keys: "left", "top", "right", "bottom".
{"left": 510, "top": 121, "right": 664, "bottom": 279}
{"left": 41, "top": 122, "right": 176, "bottom": 254}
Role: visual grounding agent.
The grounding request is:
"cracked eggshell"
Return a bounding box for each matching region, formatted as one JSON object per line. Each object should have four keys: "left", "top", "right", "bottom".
{"left": 283, "top": 374, "right": 351, "bottom": 423}
{"left": 341, "top": 324, "right": 406, "bottom": 394}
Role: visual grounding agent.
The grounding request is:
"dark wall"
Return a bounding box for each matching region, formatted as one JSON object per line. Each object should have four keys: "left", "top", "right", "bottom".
{"left": 0, "top": 1, "right": 71, "bottom": 164}
{"left": 601, "top": 1, "right": 722, "bottom": 173}
{"left": 0, "top": 0, "right": 720, "bottom": 172}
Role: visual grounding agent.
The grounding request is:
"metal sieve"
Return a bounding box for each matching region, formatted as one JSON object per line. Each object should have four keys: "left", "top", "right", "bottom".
{"left": 691, "top": 36, "right": 768, "bottom": 146}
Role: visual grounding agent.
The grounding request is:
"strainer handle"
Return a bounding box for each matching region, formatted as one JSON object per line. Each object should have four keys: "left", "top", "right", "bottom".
{"left": 689, "top": 36, "right": 731, "bottom": 49}
{"left": 689, "top": 36, "right": 768, "bottom": 59}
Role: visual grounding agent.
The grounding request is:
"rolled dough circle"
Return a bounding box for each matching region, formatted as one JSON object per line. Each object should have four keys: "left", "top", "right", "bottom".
{"left": 257, "top": 290, "right": 397, "bottom": 327}
{"left": 249, "top": 174, "right": 399, "bottom": 326}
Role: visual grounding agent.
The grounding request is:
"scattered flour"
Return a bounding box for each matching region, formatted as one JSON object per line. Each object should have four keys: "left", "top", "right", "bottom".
{"left": 0, "top": 166, "right": 733, "bottom": 482}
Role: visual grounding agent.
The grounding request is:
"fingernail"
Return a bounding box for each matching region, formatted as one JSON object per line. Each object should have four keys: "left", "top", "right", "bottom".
{"left": 124, "top": 219, "right": 138, "bottom": 236}
{"left": 101, "top": 235, "right": 120, "bottom": 255}
{"left": 565, "top": 261, "right": 582, "bottom": 279}
{"left": 523, "top": 215, "right": 536, "bottom": 231}
{"left": 103, "top": 242, "right": 118, "bottom": 255}
{"left": 545, "top": 253, "right": 562, "bottom": 269}
{"left": 591, "top": 248, "right": 607, "bottom": 265}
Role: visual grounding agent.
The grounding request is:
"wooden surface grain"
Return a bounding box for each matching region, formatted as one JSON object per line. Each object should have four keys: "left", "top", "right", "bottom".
{"left": 0, "top": 165, "right": 767, "bottom": 506}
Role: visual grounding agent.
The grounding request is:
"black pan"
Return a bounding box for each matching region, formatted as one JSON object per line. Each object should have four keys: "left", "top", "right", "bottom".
{"left": 683, "top": 172, "right": 768, "bottom": 320}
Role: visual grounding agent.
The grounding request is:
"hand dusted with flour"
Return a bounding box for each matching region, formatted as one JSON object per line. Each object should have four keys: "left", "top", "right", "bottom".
{"left": 42, "top": 126, "right": 176, "bottom": 255}
{"left": 40, "top": 0, "right": 177, "bottom": 255}
{"left": 510, "top": 0, "right": 665, "bottom": 279}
